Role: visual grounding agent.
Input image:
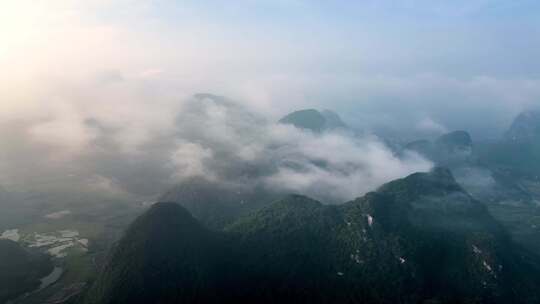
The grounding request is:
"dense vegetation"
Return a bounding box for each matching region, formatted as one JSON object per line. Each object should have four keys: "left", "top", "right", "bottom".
{"left": 0, "top": 239, "right": 53, "bottom": 303}
{"left": 159, "top": 177, "right": 279, "bottom": 229}
{"left": 85, "top": 168, "right": 540, "bottom": 304}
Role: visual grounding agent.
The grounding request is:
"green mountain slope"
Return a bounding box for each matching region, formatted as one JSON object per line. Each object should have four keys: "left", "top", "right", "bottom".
{"left": 85, "top": 202, "right": 234, "bottom": 304}
{"left": 158, "top": 177, "right": 278, "bottom": 229}
{"left": 341, "top": 168, "right": 538, "bottom": 303}
{"left": 86, "top": 169, "right": 540, "bottom": 304}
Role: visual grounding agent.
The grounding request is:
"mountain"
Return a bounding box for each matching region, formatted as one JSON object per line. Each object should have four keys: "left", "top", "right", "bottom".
{"left": 230, "top": 168, "right": 539, "bottom": 303}
{"left": 435, "top": 130, "right": 473, "bottom": 152}
{"left": 337, "top": 168, "right": 540, "bottom": 303}
{"left": 279, "top": 109, "right": 348, "bottom": 132}
{"left": 321, "top": 109, "right": 348, "bottom": 129}
{"left": 404, "top": 129, "right": 537, "bottom": 206}
{"left": 86, "top": 169, "right": 540, "bottom": 304}
{"left": 0, "top": 239, "right": 54, "bottom": 303}
{"left": 452, "top": 166, "right": 534, "bottom": 205}
{"left": 159, "top": 177, "right": 279, "bottom": 229}
{"left": 405, "top": 139, "right": 432, "bottom": 156}
{"left": 225, "top": 194, "right": 348, "bottom": 303}
{"left": 469, "top": 110, "right": 540, "bottom": 259}
{"left": 406, "top": 130, "right": 473, "bottom": 168}
{"left": 504, "top": 110, "right": 540, "bottom": 142}
{"left": 477, "top": 110, "right": 540, "bottom": 179}
{"left": 403, "top": 131, "right": 531, "bottom": 205}
{"left": 85, "top": 202, "right": 234, "bottom": 304}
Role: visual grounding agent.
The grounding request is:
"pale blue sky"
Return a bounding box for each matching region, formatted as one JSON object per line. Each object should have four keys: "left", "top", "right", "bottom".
{"left": 1, "top": 0, "right": 539, "bottom": 140}
{"left": 92, "top": 0, "right": 540, "bottom": 78}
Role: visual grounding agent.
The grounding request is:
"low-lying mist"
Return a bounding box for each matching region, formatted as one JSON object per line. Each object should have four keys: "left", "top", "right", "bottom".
{"left": 0, "top": 93, "right": 432, "bottom": 203}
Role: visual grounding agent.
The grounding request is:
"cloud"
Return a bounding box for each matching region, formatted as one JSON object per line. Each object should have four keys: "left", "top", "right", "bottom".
{"left": 0, "top": 0, "right": 538, "bottom": 201}
{"left": 86, "top": 175, "right": 129, "bottom": 195}
{"left": 167, "top": 96, "right": 432, "bottom": 202}
{"left": 27, "top": 100, "right": 99, "bottom": 154}
{"left": 416, "top": 117, "right": 448, "bottom": 135}
{"left": 1, "top": 0, "right": 539, "bottom": 142}
{"left": 262, "top": 128, "right": 432, "bottom": 202}
{"left": 170, "top": 141, "right": 215, "bottom": 181}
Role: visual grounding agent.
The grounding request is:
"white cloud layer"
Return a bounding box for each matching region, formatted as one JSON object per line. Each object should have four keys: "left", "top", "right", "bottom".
{"left": 0, "top": 1, "right": 538, "bottom": 200}
{"left": 167, "top": 95, "right": 432, "bottom": 202}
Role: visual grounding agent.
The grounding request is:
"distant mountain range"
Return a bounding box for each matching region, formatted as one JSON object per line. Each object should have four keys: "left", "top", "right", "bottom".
{"left": 478, "top": 110, "right": 540, "bottom": 180}
{"left": 85, "top": 168, "right": 540, "bottom": 304}
{"left": 78, "top": 105, "right": 540, "bottom": 304}
{"left": 402, "top": 111, "right": 540, "bottom": 206}
{"left": 3, "top": 96, "right": 540, "bottom": 304}
{"left": 162, "top": 104, "right": 540, "bottom": 253}
{"left": 400, "top": 109, "right": 540, "bottom": 262}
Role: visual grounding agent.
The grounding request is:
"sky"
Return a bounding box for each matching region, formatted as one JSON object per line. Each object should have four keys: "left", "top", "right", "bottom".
{"left": 1, "top": 1, "right": 539, "bottom": 135}
{"left": 0, "top": 0, "right": 539, "bottom": 200}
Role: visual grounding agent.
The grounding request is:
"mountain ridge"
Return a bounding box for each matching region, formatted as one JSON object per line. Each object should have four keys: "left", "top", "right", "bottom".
{"left": 86, "top": 168, "right": 540, "bottom": 304}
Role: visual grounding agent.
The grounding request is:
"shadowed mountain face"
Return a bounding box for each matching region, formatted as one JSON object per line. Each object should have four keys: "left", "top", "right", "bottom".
{"left": 321, "top": 109, "right": 348, "bottom": 129}
{"left": 405, "top": 128, "right": 537, "bottom": 206}
{"left": 467, "top": 110, "right": 540, "bottom": 259}
{"left": 505, "top": 110, "right": 540, "bottom": 142}
{"left": 279, "top": 109, "right": 348, "bottom": 133}
{"left": 401, "top": 112, "right": 540, "bottom": 263}
{"left": 158, "top": 177, "right": 280, "bottom": 229}
{"left": 0, "top": 239, "right": 53, "bottom": 303}
{"left": 478, "top": 110, "right": 540, "bottom": 179}
{"left": 86, "top": 169, "right": 540, "bottom": 304}
{"left": 406, "top": 131, "right": 473, "bottom": 168}
{"left": 85, "top": 202, "right": 234, "bottom": 304}
{"left": 436, "top": 130, "right": 472, "bottom": 152}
